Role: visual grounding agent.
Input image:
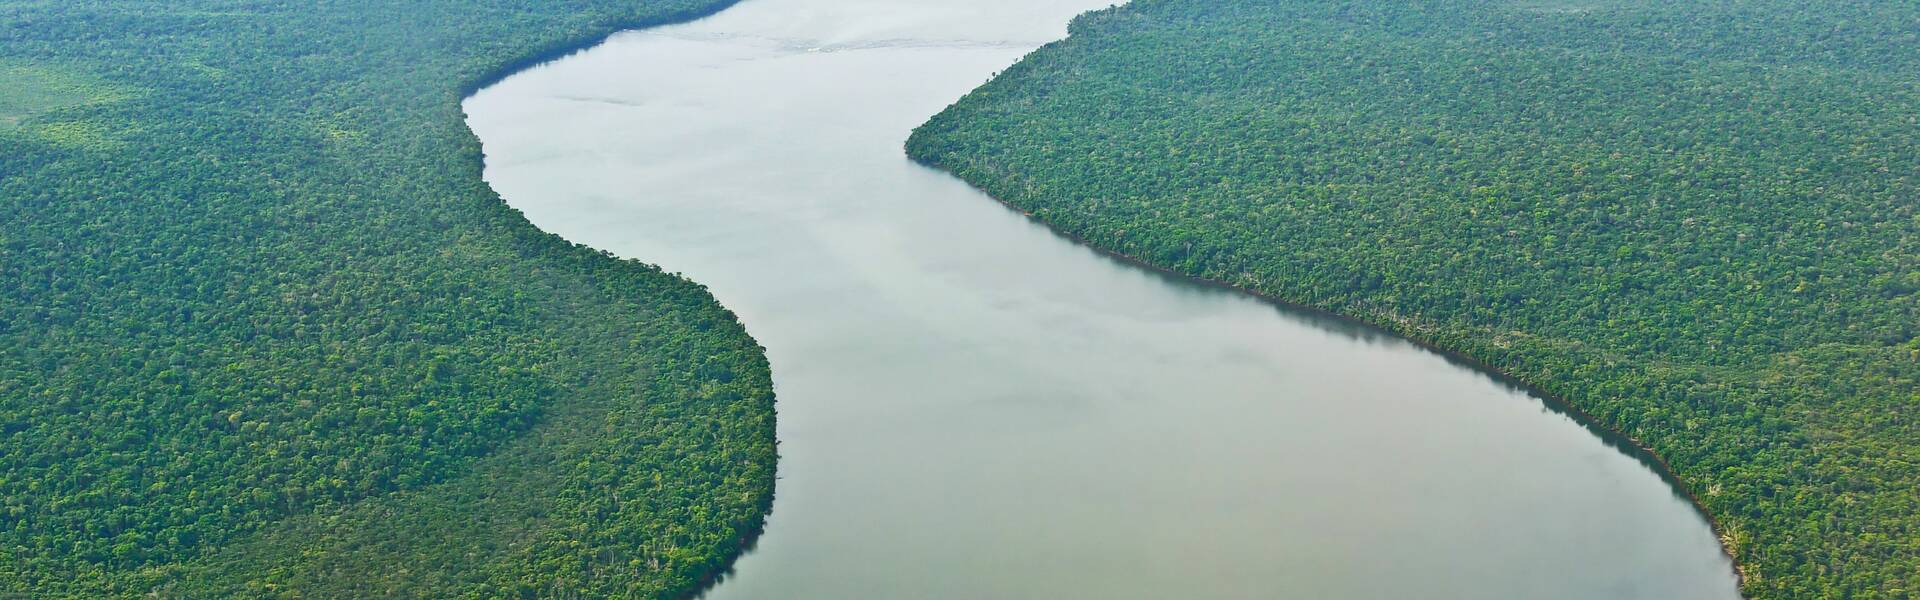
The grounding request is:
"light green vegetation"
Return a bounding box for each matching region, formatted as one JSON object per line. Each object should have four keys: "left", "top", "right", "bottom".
{"left": 0, "top": 62, "right": 133, "bottom": 147}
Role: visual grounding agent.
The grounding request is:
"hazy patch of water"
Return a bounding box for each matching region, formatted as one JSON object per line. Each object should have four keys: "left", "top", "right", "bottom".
{"left": 465, "top": 1, "right": 1740, "bottom": 597}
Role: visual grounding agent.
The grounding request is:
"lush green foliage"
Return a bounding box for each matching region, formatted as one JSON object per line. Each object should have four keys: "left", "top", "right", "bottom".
{"left": 912, "top": 1, "right": 1918, "bottom": 597}
{"left": 0, "top": 0, "right": 774, "bottom": 596}
{"left": 0, "top": 61, "right": 131, "bottom": 131}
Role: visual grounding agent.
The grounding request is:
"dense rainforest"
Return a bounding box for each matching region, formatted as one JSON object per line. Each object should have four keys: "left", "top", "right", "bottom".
{"left": 0, "top": 0, "right": 776, "bottom": 597}
{"left": 912, "top": 0, "right": 1918, "bottom": 597}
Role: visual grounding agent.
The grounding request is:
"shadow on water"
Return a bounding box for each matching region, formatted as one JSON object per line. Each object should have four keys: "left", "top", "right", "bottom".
{"left": 914, "top": 159, "right": 1726, "bottom": 533}
{"left": 468, "top": 0, "right": 1743, "bottom": 594}
{"left": 689, "top": 522, "right": 763, "bottom": 599}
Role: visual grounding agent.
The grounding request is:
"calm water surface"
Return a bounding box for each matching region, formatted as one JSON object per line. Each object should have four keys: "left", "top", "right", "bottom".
{"left": 464, "top": 0, "right": 1741, "bottom": 597}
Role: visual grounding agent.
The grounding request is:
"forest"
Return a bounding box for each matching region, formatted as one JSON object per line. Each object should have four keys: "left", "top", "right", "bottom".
{"left": 0, "top": 0, "right": 776, "bottom": 597}
{"left": 911, "top": 0, "right": 1918, "bottom": 597}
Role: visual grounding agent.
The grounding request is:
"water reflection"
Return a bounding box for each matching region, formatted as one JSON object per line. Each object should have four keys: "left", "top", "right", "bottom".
{"left": 994, "top": 182, "right": 1709, "bottom": 509}
{"left": 465, "top": 0, "right": 1741, "bottom": 597}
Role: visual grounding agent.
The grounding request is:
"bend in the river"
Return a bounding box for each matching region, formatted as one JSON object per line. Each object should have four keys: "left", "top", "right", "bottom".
{"left": 464, "top": 0, "right": 1743, "bottom": 597}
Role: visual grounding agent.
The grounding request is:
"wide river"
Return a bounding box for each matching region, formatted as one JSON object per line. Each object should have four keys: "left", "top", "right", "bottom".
{"left": 465, "top": 0, "right": 1741, "bottom": 597}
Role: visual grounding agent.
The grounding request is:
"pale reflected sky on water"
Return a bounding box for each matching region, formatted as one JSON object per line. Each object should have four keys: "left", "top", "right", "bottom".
{"left": 465, "top": 0, "right": 1739, "bottom": 597}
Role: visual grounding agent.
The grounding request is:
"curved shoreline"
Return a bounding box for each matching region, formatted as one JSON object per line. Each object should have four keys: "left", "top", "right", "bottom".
{"left": 906, "top": 155, "right": 1750, "bottom": 595}
{"left": 463, "top": 0, "right": 1744, "bottom": 596}
{"left": 453, "top": 3, "right": 777, "bottom": 598}
{"left": 456, "top": 2, "right": 747, "bottom": 101}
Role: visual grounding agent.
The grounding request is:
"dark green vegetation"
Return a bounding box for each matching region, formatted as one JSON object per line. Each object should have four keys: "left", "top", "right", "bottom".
{"left": 912, "top": 1, "right": 1917, "bottom": 597}
{"left": 1, "top": 1, "right": 773, "bottom": 596}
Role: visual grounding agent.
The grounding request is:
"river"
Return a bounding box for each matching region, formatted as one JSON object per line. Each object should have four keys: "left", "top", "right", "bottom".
{"left": 463, "top": 0, "right": 1742, "bottom": 597}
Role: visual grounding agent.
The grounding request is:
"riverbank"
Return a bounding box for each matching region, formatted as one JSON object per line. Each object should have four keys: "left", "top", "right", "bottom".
{"left": 904, "top": 2, "right": 1919, "bottom": 595}
{"left": 470, "top": 0, "right": 1742, "bottom": 596}
{"left": 0, "top": 0, "right": 778, "bottom": 595}
{"left": 904, "top": 154, "right": 1749, "bottom": 592}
